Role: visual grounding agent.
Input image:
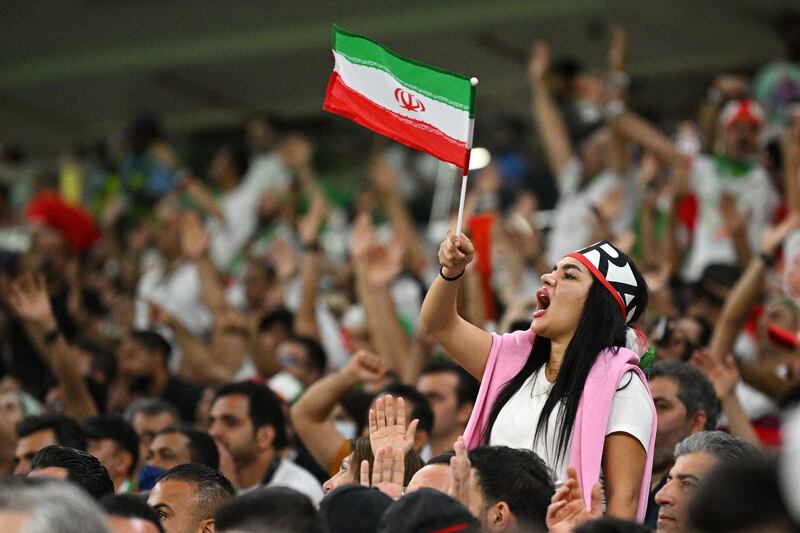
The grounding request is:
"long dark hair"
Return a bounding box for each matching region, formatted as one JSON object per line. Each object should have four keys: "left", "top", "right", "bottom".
{"left": 481, "top": 268, "right": 648, "bottom": 462}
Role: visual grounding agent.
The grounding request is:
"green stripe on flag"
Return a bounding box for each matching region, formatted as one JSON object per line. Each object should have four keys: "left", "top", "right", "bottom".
{"left": 333, "top": 25, "right": 474, "bottom": 116}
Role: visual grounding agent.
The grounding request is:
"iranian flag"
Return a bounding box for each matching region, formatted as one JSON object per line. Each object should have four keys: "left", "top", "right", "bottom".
{"left": 323, "top": 25, "right": 476, "bottom": 173}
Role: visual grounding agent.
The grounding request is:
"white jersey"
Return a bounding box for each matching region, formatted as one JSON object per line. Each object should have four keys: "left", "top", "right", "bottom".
{"left": 682, "top": 154, "right": 778, "bottom": 281}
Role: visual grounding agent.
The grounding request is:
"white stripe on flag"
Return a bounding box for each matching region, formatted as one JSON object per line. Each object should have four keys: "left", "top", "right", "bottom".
{"left": 332, "top": 50, "right": 470, "bottom": 144}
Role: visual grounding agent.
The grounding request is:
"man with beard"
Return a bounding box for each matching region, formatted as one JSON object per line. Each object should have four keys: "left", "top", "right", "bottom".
{"left": 208, "top": 381, "right": 323, "bottom": 504}
{"left": 148, "top": 463, "right": 234, "bottom": 533}
{"left": 108, "top": 330, "right": 201, "bottom": 423}
{"left": 644, "top": 362, "right": 718, "bottom": 529}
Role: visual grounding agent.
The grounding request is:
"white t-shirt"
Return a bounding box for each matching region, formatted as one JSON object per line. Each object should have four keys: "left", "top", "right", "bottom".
{"left": 242, "top": 153, "right": 291, "bottom": 196}
{"left": 135, "top": 259, "right": 212, "bottom": 337}
{"left": 681, "top": 154, "right": 778, "bottom": 281}
{"left": 267, "top": 458, "right": 325, "bottom": 506}
{"left": 547, "top": 158, "right": 627, "bottom": 265}
{"left": 490, "top": 366, "right": 653, "bottom": 486}
{"left": 208, "top": 184, "right": 258, "bottom": 272}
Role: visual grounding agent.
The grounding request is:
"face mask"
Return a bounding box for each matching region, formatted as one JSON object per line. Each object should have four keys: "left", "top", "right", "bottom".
{"left": 267, "top": 371, "right": 304, "bottom": 404}
{"left": 137, "top": 464, "right": 167, "bottom": 491}
{"left": 334, "top": 420, "right": 357, "bottom": 440}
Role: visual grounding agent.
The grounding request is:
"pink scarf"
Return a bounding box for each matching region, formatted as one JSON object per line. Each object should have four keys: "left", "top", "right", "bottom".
{"left": 462, "top": 330, "right": 656, "bottom": 522}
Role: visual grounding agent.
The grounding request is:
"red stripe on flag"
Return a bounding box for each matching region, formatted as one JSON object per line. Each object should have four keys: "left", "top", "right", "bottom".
{"left": 323, "top": 72, "right": 469, "bottom": 171}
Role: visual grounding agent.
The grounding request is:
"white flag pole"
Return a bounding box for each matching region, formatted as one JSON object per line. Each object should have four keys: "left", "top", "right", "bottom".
{"left": 455, "top": 76, "right": 478, "bottom": 237}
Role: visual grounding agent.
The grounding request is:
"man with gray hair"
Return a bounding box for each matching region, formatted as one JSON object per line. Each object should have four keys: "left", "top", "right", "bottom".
{"left": 0, "top": 476, "right": 109, "bottom": 533}
{"left": 645, "top": 361, "right": 719, "bottom": 528}
{"left": 654, "top": 431, "right": 760, "bottom": 533}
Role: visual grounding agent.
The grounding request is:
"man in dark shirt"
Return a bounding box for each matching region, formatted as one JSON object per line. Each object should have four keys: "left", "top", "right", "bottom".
{"left": 108, "top": 330, "right": 201, "bottom": 422}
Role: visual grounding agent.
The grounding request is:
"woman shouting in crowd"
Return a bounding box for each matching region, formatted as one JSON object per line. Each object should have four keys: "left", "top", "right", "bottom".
{"left": 420, "top": 232, "right": 655, "bottom": 522}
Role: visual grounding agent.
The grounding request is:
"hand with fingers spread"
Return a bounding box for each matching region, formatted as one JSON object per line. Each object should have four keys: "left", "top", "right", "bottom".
{"left": 365, "top": 234, "right": 408, "bottom": 288}
{"left": 546, "top": 466, "right": 602, "bottom": 533}
{"left": 691, "top": 348, "right": 739, "bottom": 400}
{"left": 369, "top": 394, "right": 419, "bottom": 455}
{"left": 448, "top": 436, "right": 472, "bottom": 509}
{"left": 438, "top": 230, "right": 474, "bottom": 279}
{"left": 8, "top": 273, "right": 58, "bottom": 332}
{"left": 361, "top": 445, "right": 405, "bottom": 500}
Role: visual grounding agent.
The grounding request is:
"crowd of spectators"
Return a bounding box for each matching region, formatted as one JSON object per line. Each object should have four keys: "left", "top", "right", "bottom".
{"left": 2, "top": 17, "right": 800, "bottom": 533}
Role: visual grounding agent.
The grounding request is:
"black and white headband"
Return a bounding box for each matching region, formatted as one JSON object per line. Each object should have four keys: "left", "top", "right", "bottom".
{"left": 567, "top": 240, "right": 643, "bottom": 324}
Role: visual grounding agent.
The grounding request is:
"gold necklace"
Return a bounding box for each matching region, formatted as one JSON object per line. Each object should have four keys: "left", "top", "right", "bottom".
{"left": 545, "top": 362, "right": 561, "bottom": 381}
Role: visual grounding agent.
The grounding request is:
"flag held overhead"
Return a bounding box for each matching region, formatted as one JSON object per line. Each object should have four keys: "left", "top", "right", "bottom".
{"left": 323, "top": 25, "right": 477, "bottom": 173}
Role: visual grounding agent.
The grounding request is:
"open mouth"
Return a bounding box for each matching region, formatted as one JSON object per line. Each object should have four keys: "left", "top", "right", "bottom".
{"left": 534, "top": 288, "right": 550, "bottom": 318}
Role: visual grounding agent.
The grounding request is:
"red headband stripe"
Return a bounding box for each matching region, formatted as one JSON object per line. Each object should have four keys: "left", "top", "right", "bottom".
{"left": 430, "top": 524, "right": 469, "bottom": 533}
{"left": 566, "top": 252, "right": 627, "bottom": 319}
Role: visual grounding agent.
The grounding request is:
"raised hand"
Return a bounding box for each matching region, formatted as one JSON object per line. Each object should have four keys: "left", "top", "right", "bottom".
{"left": 781, "top": 122, "right": 800, "bottom": 170}
{"left": 370, "top": 154, "right": 399, "bottom": 195}
{"left": 215, "top": 307, "right": 253, "bottom": 335}
{"left": 438, "top": 230, "right": 474, "bottom": 278}
{"left": 638, "top": 152, "right": 661, "bottom": 208}
{"left": 546, "top": 466, "right": 602, "bottom": 532}
{"left": 361, "top": 445, "right": 405, "bottom": 500}
{"left": 643, "top": 262, "right": 672, "bottom": 294}
{"left": 608, "top": 24, "right": 627, "bottom": 72}
{"left": 349, "top": 212, "right": 375, "bottom": 262}
{"left": 343, "top": 350, "right": 387, "bottom": 384}
{"left": 269, "top": 237, "right": 298, "bottom": 281}
{"left": 365, "top": 231, "right": 408, "bottom": 288}
{"left": 8, "top": 273, "right": 57, "bottom": 332}
{"left": 298, "top": 193, "right": 328, "bottom": 247}
{"left": 691, "top": 348, "right": 739, "bottom": 400}
{"left": 528, "top": 42, "right": 551, "bottom": 82}
{"left": 448, "top": 436, "right": 472, "bottom": 509}
{"left": 369, "top": 394, "right": 419, "bottom": 455}
{"left": 180, "top": 212, "right": 210, "bottom": 260}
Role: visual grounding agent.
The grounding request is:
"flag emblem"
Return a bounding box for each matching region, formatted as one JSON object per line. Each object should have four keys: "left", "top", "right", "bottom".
{"left": 394, "top": 88, "right": 426, "bottom": 112}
